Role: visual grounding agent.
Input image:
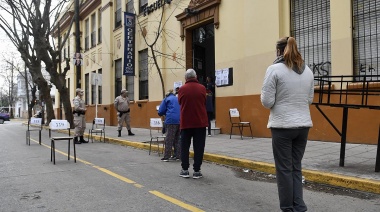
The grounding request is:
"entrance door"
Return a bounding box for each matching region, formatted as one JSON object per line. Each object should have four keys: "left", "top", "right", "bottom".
{"left": 192, "top": 23, "right": 216, "bottom": 118}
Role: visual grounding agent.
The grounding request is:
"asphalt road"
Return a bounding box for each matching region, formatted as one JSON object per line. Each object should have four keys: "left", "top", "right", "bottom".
{"left": 1, "top": 121, "right": 379, "bottom": 211}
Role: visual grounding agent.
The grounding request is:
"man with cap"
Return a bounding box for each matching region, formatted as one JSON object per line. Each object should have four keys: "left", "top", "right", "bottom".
{"left": 114, "top": 89, "right": 135, "bottom": 136}
{"left": 73, "top": 88, "right": 88, "bottom": 144}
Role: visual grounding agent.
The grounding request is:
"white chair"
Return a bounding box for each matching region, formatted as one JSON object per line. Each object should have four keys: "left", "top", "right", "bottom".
{"left": 49, "top": 119, "right": 76, "bottom": 165}
{"left": 88, "top": 118, "right": 106, "bottom": 143}
{"left": 149, "top": 118, "right": 166, "bottom": 155}
{"left": 229, "top": 108, "right": 253, "bottom": 140}
{"left": 26, "top": 117, "right": 43, "bottom": 145}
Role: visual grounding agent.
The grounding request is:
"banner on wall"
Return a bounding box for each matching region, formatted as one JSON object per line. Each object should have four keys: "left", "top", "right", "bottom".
{"left": 123, "top": 12, "right": 135, "bottom": 76}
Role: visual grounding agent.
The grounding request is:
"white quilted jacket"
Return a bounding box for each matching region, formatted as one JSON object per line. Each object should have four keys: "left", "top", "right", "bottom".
{"left": 261, "top": 63, "right": 314, "bottom": 129}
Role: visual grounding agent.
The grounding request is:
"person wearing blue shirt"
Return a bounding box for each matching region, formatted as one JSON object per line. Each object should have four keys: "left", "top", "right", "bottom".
{"left": 158, "top": 89, "right": 181, "bottom": 161}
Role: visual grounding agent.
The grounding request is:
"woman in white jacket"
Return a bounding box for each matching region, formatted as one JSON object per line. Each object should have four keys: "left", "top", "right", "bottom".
{"left": 261, "top": 37, "right": 314, "bottom": 212}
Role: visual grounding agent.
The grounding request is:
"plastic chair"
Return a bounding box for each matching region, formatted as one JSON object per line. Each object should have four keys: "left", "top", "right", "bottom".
{"left": 229, "top": 108, "right": 253, "bottom": 139}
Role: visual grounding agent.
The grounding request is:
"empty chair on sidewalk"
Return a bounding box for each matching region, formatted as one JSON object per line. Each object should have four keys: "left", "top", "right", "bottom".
{"left": 26, "top": 117, "right": 43, "bottom": 145}
{"left": 88, "top": 118, "right": 106, "bottom": 143}
{"left": 229, "top": 108, "right": 253, "bottom": 139}
{"left": 149, "top": 118, "right": 166, "bottom": 155}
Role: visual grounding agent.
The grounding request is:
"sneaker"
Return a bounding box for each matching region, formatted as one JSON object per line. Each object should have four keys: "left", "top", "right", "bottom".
{"left": 208, "top": 134, "right": 211, "bottom": 137}
{"left": 169, "top": 156, "right": 177, "bottom": 161}
{"left": 193, "top": 171, "right": 203, "bottom": 179}
{"left": 179, "top": 169, "right": 190, "bottom": 178}
{"left": 161, "top": 158, "right": 169, "bottom": 162}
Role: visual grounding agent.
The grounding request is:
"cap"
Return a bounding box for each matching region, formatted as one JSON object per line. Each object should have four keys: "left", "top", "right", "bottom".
{"left": 121, "top": 89, "right": 128, "bottom": 94}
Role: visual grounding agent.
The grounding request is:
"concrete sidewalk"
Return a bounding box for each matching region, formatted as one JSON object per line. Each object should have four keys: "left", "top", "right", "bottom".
{"left": 83, "top": 123, "right": 380, "bottom": 194}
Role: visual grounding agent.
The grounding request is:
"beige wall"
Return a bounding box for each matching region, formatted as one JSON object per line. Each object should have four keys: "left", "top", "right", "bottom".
{"left": 54, "top": 0, "right": 380, "bottom": 144}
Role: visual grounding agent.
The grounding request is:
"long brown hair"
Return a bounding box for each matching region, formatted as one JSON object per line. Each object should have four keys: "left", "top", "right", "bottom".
{"left": 276, "top": 37, "right": 304, "bottom": 70}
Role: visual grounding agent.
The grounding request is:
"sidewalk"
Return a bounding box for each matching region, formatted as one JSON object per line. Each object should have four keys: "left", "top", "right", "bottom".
{"left": 82, "top": 123, "right": 380, "bottom": 194}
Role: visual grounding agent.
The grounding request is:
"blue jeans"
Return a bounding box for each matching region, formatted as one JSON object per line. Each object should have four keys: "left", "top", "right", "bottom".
{"left": 180, "top": 128, "right": 206, "bottom": 172}
{"left": 271, "top": 128, "right": 309, "bottom": 212}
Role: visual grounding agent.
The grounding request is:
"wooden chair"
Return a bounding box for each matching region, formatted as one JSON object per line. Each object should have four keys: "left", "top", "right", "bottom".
{"left": 229, "top": 108, "right": 253, "bottom": 140}
{"left": 149, "top": 118, "right": 166, "bottom": 156}
{"left": 88, "top": 118, "right": 106, "bottom": 143}
{"left": 26, "top": 117, "right": 42, "bottom": 145}
{"left": 49, "top": 119, "right": 76, "bottom": 165}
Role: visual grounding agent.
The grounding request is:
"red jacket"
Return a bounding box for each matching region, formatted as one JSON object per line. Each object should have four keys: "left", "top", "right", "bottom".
{"left": 178, "top": 78, "right": 208, "bottom": 129}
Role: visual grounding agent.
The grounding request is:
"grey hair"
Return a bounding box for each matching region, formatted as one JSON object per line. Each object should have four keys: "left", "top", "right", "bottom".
{"left": 185, "top": 69, "right": 196, "bottom": 80}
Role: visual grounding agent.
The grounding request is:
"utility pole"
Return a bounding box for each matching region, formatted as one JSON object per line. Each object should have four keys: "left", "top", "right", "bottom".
{"left": 75, "top": 0, "right": 81, "bottom": 89}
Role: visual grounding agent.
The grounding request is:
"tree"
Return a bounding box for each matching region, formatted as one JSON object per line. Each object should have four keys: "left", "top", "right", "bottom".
{"left": 135, "top": 0, "right": 186, "bottom": 99}
{"left": 0, "top": 0, "right": 76, "bottom": 126}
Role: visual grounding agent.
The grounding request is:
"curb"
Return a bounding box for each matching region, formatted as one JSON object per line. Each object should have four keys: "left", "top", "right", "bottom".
{"left": 27, "top": 123, "right": 380, "bottom": 194}
{"left": 103, "top": 135, "right": 380, "bottom": 194}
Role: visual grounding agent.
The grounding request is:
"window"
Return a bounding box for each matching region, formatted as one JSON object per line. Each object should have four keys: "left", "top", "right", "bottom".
{"left": 85, "top": 73, "right": 89, "bottom": 105}
{"left": 91, "top": 13, "right": 96, "bottom": 47}
{"left": 91, "top": 71, "right": 96, "bottom": 104}
{"left": 291, "top": 0, "right": 331, "bottom": 78}
{"left": 67, "top": 78, "right": 70, "bottom": 100}
{"left": 98, "top": 9, "right": 102, "bottom": 43}
{"left": 126, "top": 76, "right": 134, "bottom": 101}
{"left": 115, "top": 0, "right": 122, "bottom": 28}
{"left": 139, "top": 49, "right": 148, "bottom": 100}
{"left": 139, "top": 0, "right": 148, "bottom": 14}
{"left": 98, "top": 69, "right": 102, "bottom": 104}
{"left": 115, "top": 59, "right": 123, "bottom": 98}
{"left": 85, "top": 19, "right": 89, "bottom": 50}
{"left": 126, "top": 0, "right": 134, "bottom": 13}
{"left": 353, "top": 0, "right": 380, "bottom": 81}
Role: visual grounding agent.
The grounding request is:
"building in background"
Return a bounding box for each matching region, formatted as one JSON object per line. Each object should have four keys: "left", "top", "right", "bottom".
{"left": 15, "top": 68, "right": 56, "bottom": 118}
{"left": 53, "top": 0, "right": 379, "bottom": 144}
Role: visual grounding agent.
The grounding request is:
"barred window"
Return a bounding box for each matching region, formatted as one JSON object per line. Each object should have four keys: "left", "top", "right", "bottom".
{"left": 98, "top": 69, "right": 102, "bottom": 104}
{"left": 115, "top": 59, "right": 123, "bottom": 98}
{"left": 91, "top": 71, "right": 96, "bottom": 105}
{"left": 98, "top": 9, "right": 102, "bottom": 43}
{"left": 126, "top": 76, "right": 134, "bottom": 101}
{"left": 126, "top": 0, "right": 134, "bottom": 14}
{"left": 139, "top": 49, "right": 148, "bottom": 100}
{"left": 85, "top": 73, "right": 89, "bottom": 105}
{"left": 291, "top": 0, "right": 331, "bottom": 78}
{"left": 91, "top": 13, "right": 96, "bottom": 47}
{"left": 85, "top": 19, "right": 89, "bottom": 51}
{"left": 139, "top": 0, "right": 148, "bottom": 14}
{"left": 353, "top": 0, "right": 380, "bottom": 81}
{"left": 115, "top": 0, "right": 122, "bottom": 28}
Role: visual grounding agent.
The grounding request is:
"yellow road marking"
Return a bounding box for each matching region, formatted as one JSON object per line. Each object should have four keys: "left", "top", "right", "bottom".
{"left": 150, "top": 191, "right": 205, "bottom": 212}
{"left": 31, "top": 138, "right": 203, "bottom": 211}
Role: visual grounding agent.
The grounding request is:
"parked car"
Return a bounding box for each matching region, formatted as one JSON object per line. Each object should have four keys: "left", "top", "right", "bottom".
{"left": 0, "top": 112, "right": 10, "bottom": 124}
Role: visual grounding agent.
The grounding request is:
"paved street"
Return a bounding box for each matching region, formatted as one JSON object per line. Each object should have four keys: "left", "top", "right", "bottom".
{"left": 1, "top": 120, "right": 380, "bottom": 211}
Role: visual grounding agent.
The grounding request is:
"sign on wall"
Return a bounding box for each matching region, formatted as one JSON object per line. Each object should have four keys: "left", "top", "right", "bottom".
{"left": 123, "top": 12, "right": 135, "bottom": 76}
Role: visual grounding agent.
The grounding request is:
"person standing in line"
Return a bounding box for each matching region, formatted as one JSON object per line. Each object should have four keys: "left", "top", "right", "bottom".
{"left": 73, "top": 88, "right": 88, "bottom": 144}
{"left": 158, "top": 89, "right": 181, "bottom": 161}
{"left": 178, "top": 69, "right": 208, "bottom": 179}
{"left": 261, "top": 36, "right": 314, "bottom": 212}
{"left": 206, "top": 89, "right": 214, "bottom": 137}
{"left": 114, "top": 89, "right": 135, "bottom": 137}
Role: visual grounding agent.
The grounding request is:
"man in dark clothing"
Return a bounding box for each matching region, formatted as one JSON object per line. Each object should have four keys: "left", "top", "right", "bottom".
{"left": 178, "top": 69, "right": 208, "bottom": 179}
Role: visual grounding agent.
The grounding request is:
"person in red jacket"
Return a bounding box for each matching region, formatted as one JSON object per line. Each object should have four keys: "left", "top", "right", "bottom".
{"left": 178, "top": 69, "right": 208, "bottom": 179}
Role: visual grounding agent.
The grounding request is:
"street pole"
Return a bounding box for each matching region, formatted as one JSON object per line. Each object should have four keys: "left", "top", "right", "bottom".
{"left": 75, "top": 0, "right": 81, "bottom": 89}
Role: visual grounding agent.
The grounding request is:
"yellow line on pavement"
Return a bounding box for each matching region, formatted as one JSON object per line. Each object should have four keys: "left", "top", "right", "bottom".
{"left": 31, "top": 138, "right": 202, "bottom": 211}
{"left": 150, "top": 190, "right": 205, "bottom": 212}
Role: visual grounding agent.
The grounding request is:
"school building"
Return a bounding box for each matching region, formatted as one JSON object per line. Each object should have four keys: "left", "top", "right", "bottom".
{"left": 54, "top": 0, "right": 380, "bottom": 144}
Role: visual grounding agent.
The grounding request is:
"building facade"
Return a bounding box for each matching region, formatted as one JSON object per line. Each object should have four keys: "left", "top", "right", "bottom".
{"left": 55, "top": 0, "right": 379, "bottom": 144}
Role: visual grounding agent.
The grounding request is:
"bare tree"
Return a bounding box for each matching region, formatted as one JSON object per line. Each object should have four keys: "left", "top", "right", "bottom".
{"left": 0, "top": 0, "right": 76, "bottom": 125}
{"left": 135, "top": 0, "right": 186, "bottom": 98}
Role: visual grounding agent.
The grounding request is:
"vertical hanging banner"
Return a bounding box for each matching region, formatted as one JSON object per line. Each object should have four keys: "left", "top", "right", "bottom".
{"left": 123, "top": 12, "right": 135, "bottom": 76}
